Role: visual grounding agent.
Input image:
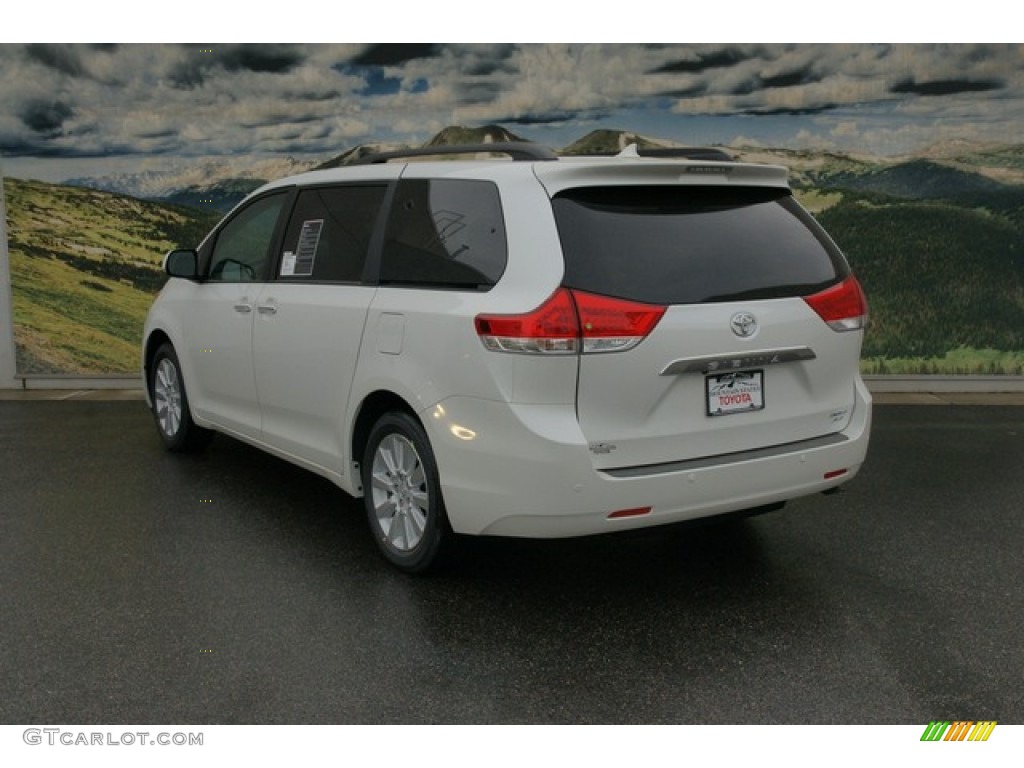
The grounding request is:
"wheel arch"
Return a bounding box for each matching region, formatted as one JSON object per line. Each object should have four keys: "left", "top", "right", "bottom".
{"left": 350, "top": 390, "right": 422, "bottom": 491}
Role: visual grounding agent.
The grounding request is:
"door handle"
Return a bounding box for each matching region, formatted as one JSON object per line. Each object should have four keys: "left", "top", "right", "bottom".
{"left": 257, "top": 304, "right": 278, "bottom": 316}
{"left": 233, "top": 303, "right": 252, "bottom": 314}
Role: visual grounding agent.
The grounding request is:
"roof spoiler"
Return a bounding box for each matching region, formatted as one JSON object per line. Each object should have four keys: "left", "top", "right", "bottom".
{"left": 613, "top": 143, "right": 734, "bottom": 161}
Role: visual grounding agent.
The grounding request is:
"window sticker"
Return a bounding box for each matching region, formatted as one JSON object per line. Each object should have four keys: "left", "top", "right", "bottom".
{"left": 280, "top": 251, "right": 297, "bottom": 276}
{"left": 292, "top": 219, "right": 323, "bottom": 277}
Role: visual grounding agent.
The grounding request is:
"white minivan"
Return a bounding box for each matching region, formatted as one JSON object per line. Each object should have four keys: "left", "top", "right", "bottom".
{"left": 142, "top": 143, "right": 871, "bottom": 572}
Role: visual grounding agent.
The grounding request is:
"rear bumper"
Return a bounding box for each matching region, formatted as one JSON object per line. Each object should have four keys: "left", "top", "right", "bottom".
{"left": 424, "top": 377, "right": 872, "bottom": 538}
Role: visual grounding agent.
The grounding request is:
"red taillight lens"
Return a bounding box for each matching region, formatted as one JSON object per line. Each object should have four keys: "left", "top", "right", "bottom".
{"left": 573, "top": 290, "right": 666, "bottom": 353}
{"left": 474, "top": 288, "right": 579, "bottom": 354}
{"left": 803, "top": 275, "right": 868, "bottom": 332}
{"left": 474, "top": 288, "right": 666, "bottom": 355}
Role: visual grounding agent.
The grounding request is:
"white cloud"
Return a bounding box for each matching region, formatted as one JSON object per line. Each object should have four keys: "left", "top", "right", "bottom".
{"left": 3, "top": 43, "right": 1024, "bottom": 172}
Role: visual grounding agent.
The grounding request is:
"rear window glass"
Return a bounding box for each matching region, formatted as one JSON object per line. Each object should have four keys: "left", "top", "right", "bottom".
{"left": 380, "top": 179, "right": 507, "bottom": 290}
{"left": 552, "top": 186, "right": 848, "bottom": 304}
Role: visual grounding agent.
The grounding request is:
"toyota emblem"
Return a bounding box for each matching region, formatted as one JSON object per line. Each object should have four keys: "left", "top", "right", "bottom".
{"left": 730, "top": 312, "right": 757, "bottom": 338}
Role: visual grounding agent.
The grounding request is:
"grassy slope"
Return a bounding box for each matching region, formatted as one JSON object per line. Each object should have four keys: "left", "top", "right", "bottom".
{"left": 861, "top": 348, "right": 1024, "bottom": 375}
{"left": 816, "top": 194, "right": 1024, "bottom": 373}
{"left": 6, "top": 150, "right": 1024, "bottom": 375}
{"left": 5, "top": 178, "right": 218, "bottom": 374}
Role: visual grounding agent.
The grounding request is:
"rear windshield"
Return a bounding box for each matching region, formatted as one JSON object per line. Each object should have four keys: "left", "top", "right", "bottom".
{"left": 552, "top": 186, "right": 848, "bottom": 304}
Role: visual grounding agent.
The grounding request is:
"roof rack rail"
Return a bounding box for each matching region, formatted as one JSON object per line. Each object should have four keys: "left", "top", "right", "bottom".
{"left": 353, "top": 142, "right": 559, "bottom": 164}
{"left": 606, "top": 145, "right": 734, "bottom": 162}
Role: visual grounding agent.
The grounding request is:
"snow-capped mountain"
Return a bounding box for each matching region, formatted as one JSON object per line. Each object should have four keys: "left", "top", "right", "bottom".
{"left": 68, "top": 156, "right": 320, "bottom": 200}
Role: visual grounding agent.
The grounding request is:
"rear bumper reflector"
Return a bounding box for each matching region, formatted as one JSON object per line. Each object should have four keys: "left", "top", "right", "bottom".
{"left": 607, "top": 506, "right": 653, "bottom": 519}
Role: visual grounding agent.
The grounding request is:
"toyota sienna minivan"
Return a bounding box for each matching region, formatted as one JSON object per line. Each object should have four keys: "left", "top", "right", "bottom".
{"left": 142, "top": 142, "right": 871, "bottom": 572}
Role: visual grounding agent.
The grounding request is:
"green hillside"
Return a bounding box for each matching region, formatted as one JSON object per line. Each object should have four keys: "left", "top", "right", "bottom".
{"left": 5, "top": 178, "right": 219, "bottom": 374}
{"left": 816, "top": 192, "right": 1024, "bottom": 372}
{"left": 5, "top": 130, "right": 1024, "bottom": 376}
{"left": 814, "top": 160, "right": 1010, "bottom": 200}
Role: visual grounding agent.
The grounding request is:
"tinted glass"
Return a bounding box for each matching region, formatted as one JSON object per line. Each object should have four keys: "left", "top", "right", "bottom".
{"left": 552, "top": 186, "right": 847, "bottom": 304}
{"left": 278, "top": 185, "right": 387, "bottom": 282}
{"left": 380, "top": 179, "right": 507, "bottom": 289}
{"left": 207, "top": 193, "right": 287, "bottom": 282}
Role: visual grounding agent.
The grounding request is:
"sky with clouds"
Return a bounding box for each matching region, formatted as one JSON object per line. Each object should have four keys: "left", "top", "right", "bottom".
{"left": 2, "top": 43, "right": 1023, "bottom": 182}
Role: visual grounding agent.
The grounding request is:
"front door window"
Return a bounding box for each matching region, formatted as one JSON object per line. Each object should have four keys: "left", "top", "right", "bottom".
{"left": 208, "top": 193, "right": 287, "bottom": 282}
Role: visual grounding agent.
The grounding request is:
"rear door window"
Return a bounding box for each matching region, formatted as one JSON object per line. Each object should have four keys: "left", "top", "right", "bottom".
{"left": 552, "top": 186, "right": 848, "bottom": 304}
{"left": 278, "top": 185, "right": 387, "bottom": 283}
{"left": 379, "top": 179, "right": 507, "bottom": 290}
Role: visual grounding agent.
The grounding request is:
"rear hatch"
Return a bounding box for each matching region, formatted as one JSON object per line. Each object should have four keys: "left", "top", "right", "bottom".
{"left": 548, "top": 182, "right": 866, "bottom": 470}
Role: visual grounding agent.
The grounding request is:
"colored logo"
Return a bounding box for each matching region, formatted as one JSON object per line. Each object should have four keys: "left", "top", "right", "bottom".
{"left": 920, "top": 721, "right": 997, "bottom": 742}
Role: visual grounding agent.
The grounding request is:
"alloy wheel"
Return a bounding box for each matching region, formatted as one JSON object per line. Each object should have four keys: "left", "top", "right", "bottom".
{"left": 370, "top": 433, "right": 430, "bottom": 552}
{"left": 153, "top": 357, "right": 183, "bottom": 438}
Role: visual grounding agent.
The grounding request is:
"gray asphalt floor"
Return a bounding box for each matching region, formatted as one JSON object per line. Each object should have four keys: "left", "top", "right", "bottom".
{"left": 1, "top": 399, "right": 1021, "bottom": 724}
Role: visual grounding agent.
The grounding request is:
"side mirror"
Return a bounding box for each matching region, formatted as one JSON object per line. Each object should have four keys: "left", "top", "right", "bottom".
{"left": 164, "top": 249, "right": 198, "bottom": 279}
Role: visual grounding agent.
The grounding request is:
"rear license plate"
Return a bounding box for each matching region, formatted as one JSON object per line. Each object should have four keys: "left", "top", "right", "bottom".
{"left": 706, "top": 370, "right": 765, "bottom": 417}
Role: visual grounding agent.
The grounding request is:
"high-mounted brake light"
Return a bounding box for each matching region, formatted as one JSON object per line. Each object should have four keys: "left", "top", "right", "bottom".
{"left": 474, "top": 288, "right": 666, "bottom": 355}
{"left": 803, "top": 275, "right": 868, "bottom": 332}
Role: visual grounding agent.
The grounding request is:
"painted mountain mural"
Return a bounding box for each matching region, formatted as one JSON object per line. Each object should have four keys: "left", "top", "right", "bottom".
{"left": 5, "top": 126, "right": 1024, "bottom": 375}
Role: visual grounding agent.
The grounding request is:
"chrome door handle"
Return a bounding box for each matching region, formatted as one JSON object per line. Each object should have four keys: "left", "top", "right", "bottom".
{"left": 233, "top": 303, "right": 252, "bottom": 314}
{"left": 257, "top": 304, "right": 278, "bottom": 315}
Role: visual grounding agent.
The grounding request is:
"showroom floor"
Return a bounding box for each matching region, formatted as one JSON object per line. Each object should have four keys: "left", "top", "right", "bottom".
{"left": 1, "top": 399, "right": 1021, "bottom": 723}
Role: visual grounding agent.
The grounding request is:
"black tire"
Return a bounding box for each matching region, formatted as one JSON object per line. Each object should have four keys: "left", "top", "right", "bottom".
{"left": 149, "top": 343, "right": 213, "bottom": 453}
{"left": 361, "top": 411, "right": 450, "bottom": 573}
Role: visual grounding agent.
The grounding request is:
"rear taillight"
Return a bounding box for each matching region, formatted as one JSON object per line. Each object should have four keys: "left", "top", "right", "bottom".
{"left": 573, "top": 290, "right": 666, "bottom": 353}
{"left": 803, "top": 275, "right": 868, "bottom": 332}
{"left": 474, "top": 289, "right": 579, "bottom": 354}
{"left": 474, "top": 288, "right": 666, "bottom": 355}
